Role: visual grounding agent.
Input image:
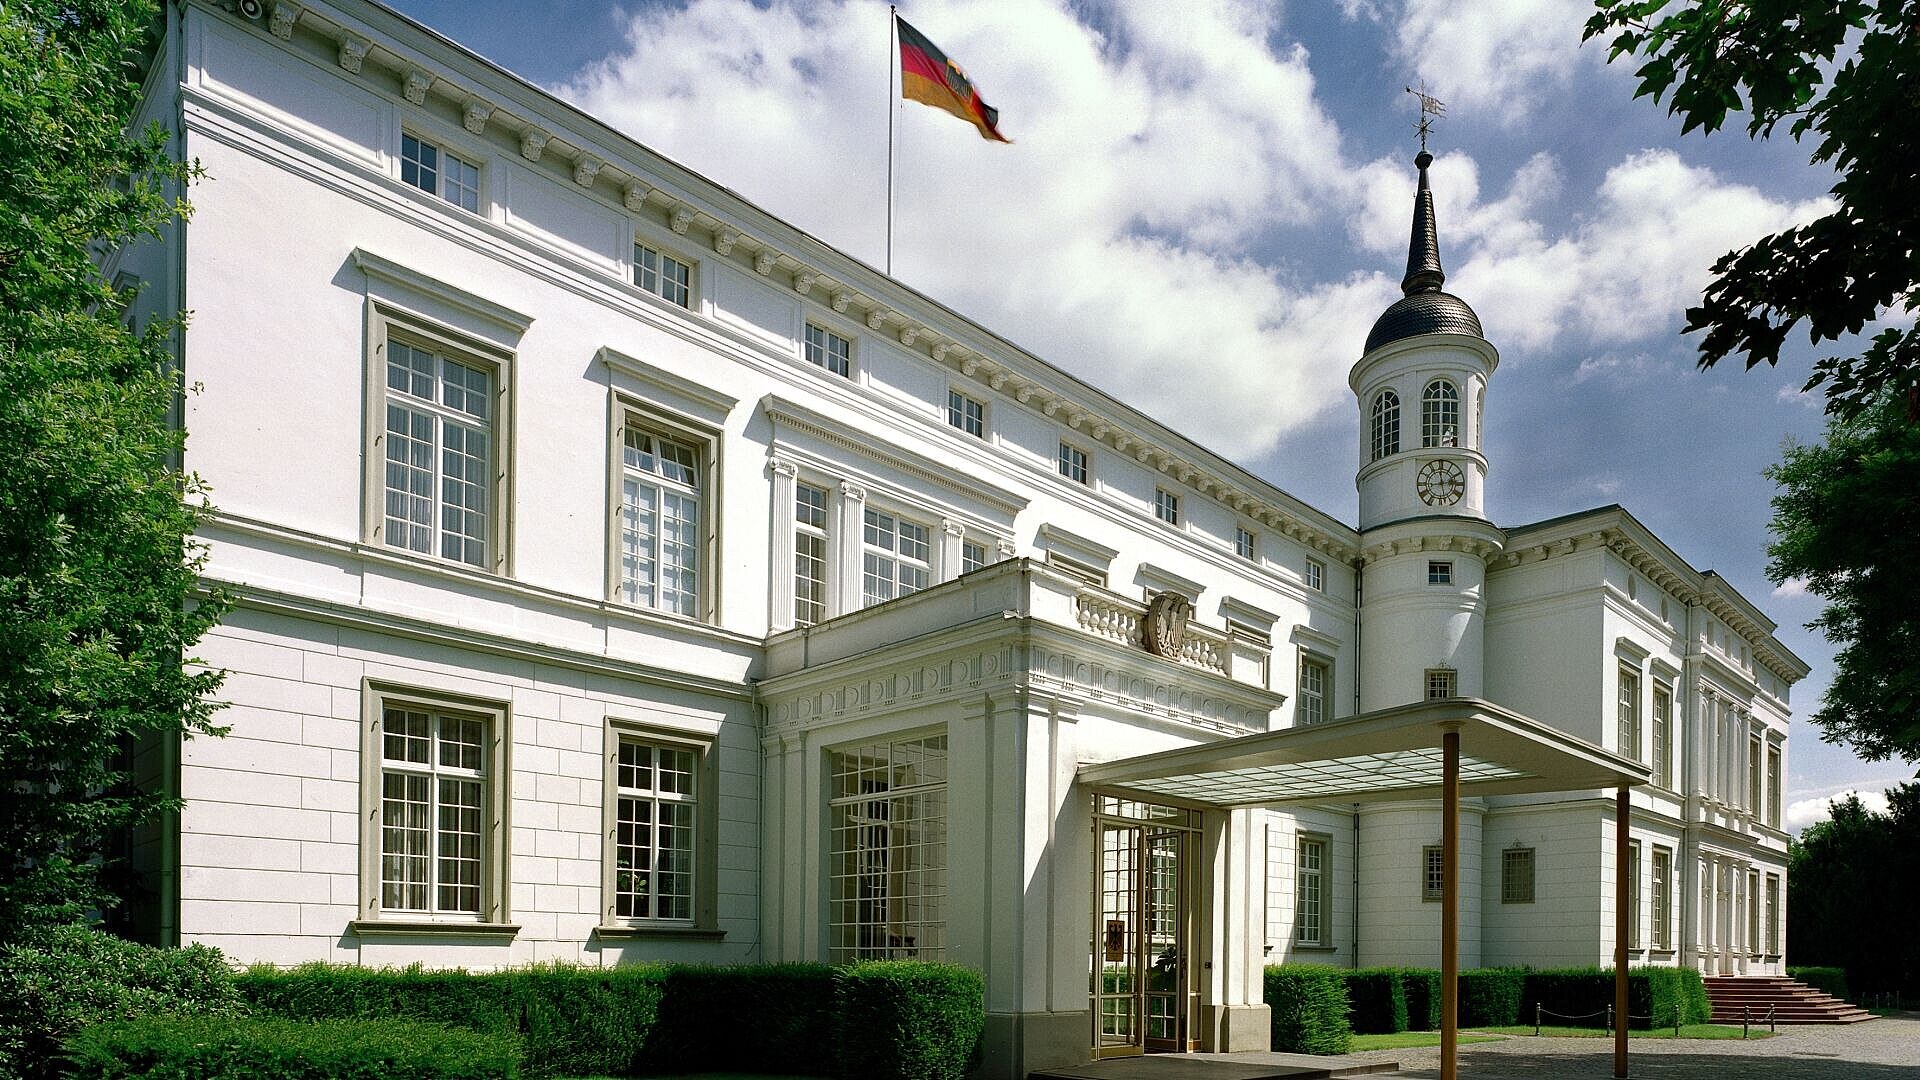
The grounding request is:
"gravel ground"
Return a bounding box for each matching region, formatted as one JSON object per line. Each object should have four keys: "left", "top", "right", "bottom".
{"left": 1361, "top": 1014, "right": 1920, "bottom": 1078}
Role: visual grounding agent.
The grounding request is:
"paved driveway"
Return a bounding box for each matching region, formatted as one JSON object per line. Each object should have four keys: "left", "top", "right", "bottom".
{"left": 1367, "top": 1015, "right": 1920, "bottom": 1078}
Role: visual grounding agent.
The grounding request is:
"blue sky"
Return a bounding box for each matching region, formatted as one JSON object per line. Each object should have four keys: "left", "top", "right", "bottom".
{"left": 381, "top": 0, "right": 1907, "bottom": 824}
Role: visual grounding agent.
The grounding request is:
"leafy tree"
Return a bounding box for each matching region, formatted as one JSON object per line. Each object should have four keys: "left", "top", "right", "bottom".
{"left": 1788, "top": 784, "right": 1920, "bottom": 995}
{"left": 1765, "top": 398, "right": 1920, "bottom": 761}
{"left": 0, "top": 0, "right": 226, "bottom": 934}
{"left": 1583, "top": 1, "right": 1919, "bottom": 420}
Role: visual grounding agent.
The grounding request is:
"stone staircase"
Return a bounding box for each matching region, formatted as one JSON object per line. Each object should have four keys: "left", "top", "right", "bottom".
{"left": 1704, "top": 975, "right": 1873, "bottom": 1025}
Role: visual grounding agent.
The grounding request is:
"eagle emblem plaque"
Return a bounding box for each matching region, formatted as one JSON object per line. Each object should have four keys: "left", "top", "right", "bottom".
{"left": 1142, "top": 591, "right": 1193, "bottom": 659}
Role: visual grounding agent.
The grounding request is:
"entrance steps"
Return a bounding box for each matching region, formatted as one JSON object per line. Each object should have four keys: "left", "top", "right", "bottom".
{"left": 1029, "top": 1056, "right": 1397, "bottom": 1080}
{"left": 1703, "top": 975, "right": 1873, "bottom": 1025}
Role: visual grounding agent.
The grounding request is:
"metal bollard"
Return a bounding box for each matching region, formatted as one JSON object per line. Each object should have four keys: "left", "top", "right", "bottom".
{"left": 1674, "top": 1005, "right": 1681, "bottom": 1038}
{"left": 1606, "top": 1004, "right": 1613, "bottom": 1035}
{"left": 1743, "top": 1005, "right": 1750, "bottom": 1040}
{"left": 1535, "top": 1002, "right": 1542, "bottom": 1037}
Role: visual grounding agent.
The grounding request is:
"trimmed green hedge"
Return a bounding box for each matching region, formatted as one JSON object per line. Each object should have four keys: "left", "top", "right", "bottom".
{"left": 643, "top": 963, "right": 835, "bottom": 1077}
{"left": 1262, "top": 966, "right": 1352, "bottom": 1054}
{"left": 1519, "top": 967, "right": 1709, "bottom": 1029}
{"left": 833, "top": 962, "right": 984, "bottom": 1080}
{"left": 1400, "top": 968, "right": 1441, "bottom": 1030}
{"left": 1789, "top": 966, "right": 1850, "bottom": 1001}
{"left": 1456, "top": 968, "right": 1525, "bottom": 1027}
{"left": 1338, "top": 968, "right": 1408, "bottom": 1034}
{"left": 64, "top": 1015, "right": 518, "bottom": 1079}
{"left": 0, "top": 924, "right": 245, "bottom": 1080}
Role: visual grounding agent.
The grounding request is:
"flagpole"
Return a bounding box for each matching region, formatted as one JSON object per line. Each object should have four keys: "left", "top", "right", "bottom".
{"left": 886, "top": 4, "right": 896, "bottom": 275}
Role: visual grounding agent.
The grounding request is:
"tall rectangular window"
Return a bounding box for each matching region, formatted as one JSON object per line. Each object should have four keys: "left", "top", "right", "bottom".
{"left": 1651, "top": 847, "right": 1672, "bottom": 949}
{"left": 1652, "top": 684, "right": 1672, "bottom": 787}
{"left": 1765, "top": 874, "right": 1779, "bottom": 953}
{"left": 378, "top": 706, "right": 488, "bottom": 916}
{"left": 1058, "top": 442, "right": 1088, "bottom": 484}
{"left": 1235, "top": 527, "right": 1256, "bottom": 560}
{"left": 634, "top": 243, "right": 691, "bottom": 307}
{"left": 383, "top": 339, "right": 493, "bottom": 568}
{"left": 1297, "top": 657, "right": 1328, "bottom": 726}
{"left": 614, "top": 741, "right": 696, "bottom": 921}
{"left": 1747, "top": 870, "right": 1761, "bottom": 953}
{"left": 862, "top": 508, "right": 931, "bottom": 606}
{"left": 1766, "top": 746, "right": 1781, "bottom": 827}
{"left": 794, "top": 483, "right": 829, "bottom": 626}
{"left": 619, "top": 426, "right": 700, "bottom": 617}
{"left": 400, "top": 133, "right": 480, "bottom": 212}
{"left": 1617, "top": 666, "right": 1641, "bottom": 761}
{"left": 805, "top": 323, "right": 852, "bottom": 377}
{"left": 1154, "top": 488, "right": 1180, "bottom": 526}
{"left": 946, "top": 390, "right": 984, "bottom": 437}
{"left": 1501, "top": 847, "right": 1535, "bottom": 904}
{"left": 1305, "top": 558, "right": 1325, "bottom": 591}
{"left": 1295, "top": 835, "right": 1325, "bottom": 945}
{"left": 1748, "top": 736, "right": 1763, "bottom": 813}
{"left": 1626, "top": 840, "right": 1641, "bottom": 948}
{"left": 829, "top": 732, "right": 948, "bottom": 962}
{"left": 1422, "top": 845, "right": 1444, "bottom": 902}
{"left": 1425, "top": 668, "right": 1456, "bottom": 700}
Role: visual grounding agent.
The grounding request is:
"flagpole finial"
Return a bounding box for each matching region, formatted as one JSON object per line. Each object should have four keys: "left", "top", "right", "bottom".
{"left": 1404, "top": 84, "right": 1446, "bottom": 156}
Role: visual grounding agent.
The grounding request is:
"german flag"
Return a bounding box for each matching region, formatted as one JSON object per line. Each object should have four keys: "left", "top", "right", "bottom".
{"left": 897, "top": 14, "right": 1009, "bottom": 143}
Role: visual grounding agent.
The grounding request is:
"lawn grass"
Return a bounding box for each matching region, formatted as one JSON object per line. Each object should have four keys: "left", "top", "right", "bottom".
{"left": 1350, "top": 1031, "right": 1504, "bottom": 1050}
{"left": 562, "top": 1075, "right": 821, "bottom": 1079}
{"left": 1471, "top": 1023, "right": 1773, "bottom": 1040}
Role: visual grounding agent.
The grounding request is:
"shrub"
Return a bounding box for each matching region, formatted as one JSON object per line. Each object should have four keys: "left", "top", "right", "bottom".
{"left": 1789, "top": 966, "right": 1850, "bottom": 1001}
{"left": 1400, "top": 968, "right": 1441, "bottom": 1030}
{"left": 1518, "top": 966, "right": 1710, "bottom": 1029}
{"left": 643, "top": 964, "right": 835, "bottom": 1077}
{"left": 0, "top": 924, "right": 244, "bottom": 1080}
{"left": 64, "top": 1015, "right": 518, "bottom": 1079}
{"left": 832, "top": 961, "right": 984, "bottom": 1080}
{"left": 1456, "top": 968, "right": 1525, "bottom": 1027}
{"left": 1338, "top": 968, "right": 1407, "bottom": 1034}
{"left": 238, "top": 962, "right": 662, "bottom": 1079}
{"left": 1263, "top": 965, "right": 1352, "bottom": 1054}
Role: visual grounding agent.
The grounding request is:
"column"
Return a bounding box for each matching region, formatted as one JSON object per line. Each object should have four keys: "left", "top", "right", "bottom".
{"left": 1440, "top": 725, "right": 1461, "bottom": 1080}
{"left": 1614, "top": 789, "right": 1629, "bottom": 1079}
{"left": 834, "top": 481, "right": 866, "bottom": 615}
{"left": 1697, "top": 690, "right": 1715, "bottom": 801}
{"left": 768, "top": 458, "right": 797, "bottom": 631}
{"left": 939, "top": 518, "right": 966, "bottom": 582}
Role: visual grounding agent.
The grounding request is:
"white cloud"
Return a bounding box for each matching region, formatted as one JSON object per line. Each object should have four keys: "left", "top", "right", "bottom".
{"left": 1374, "top": 0, "right": 1599, "bottom": 124}
{"left": 1568, "top": 352, "right": 1655, "bottom": 386}
{"left": 1772, "top": 576, "right": 1811, "bottom": 599}
{"left": 1784, "top": 788, "right": 1890, "bottom": 833}
{"left": 553, "top": 0, "right": 1383, "bottom": 456}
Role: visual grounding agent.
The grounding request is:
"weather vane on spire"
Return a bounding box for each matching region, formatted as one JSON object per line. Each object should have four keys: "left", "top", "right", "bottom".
{"left": 1405, "top": 84, "right": 1446, "bottom": 154}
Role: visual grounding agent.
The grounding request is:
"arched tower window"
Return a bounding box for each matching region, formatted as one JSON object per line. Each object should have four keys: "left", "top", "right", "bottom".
{"left": 1370, "top": 389, "right": 1400, "bottom": 462}
{"left": 1422, "top": 380, "right": 1459, "bottom": 447}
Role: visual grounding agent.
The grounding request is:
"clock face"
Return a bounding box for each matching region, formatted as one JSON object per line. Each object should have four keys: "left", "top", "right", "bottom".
{"left": 1416, "top": 459, "right": 1466, "bottom": 506}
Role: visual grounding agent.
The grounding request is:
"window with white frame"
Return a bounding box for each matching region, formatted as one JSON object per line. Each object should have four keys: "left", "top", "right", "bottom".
{"left": 1425, "top": 668, "right": 1456, "bottom": 700}
{"left": 1235, "top": 526, "right": 1256, "bottom": 560}
{"left": 1627, "top": 839, "right": 1642, "bottom": 948}
{"left": 1427, "top": 560, "right": 1452, "bottom": 585}
{"left": 1748, "top": 735, "right": 1763, "bottom": 813}
{"left": 1501, "top": 847, "right": 1535, "bottom": 904}
{"left": 829, "top": 731, "right": 948, "bottom": 962}
{"left": 947, "top": 389, "right": 984, "bottom": 437}
{"left": 1421, "top": 379, "right": 1459, "bottom": 447}
{"left": 805, "top": 323, "right": 852, "bottom": 378}
{"left": 1765, "top": 873, "right": 1779, "bottom": 953}
{"left": 1058, "top": 442, "right": 1088, "bottom": 484}
{"left": 634, "top": 243, "right": 691, "bottom": 308}
{"left": 961, "top": 539, "right": 987, "bottom": 574}
{"left": 1766, "top": 746, "right": 1781, "bottom": 827}
{"left": 1295, "top": 835, "right": 1326, "bottom": 945}
{"left": 862, "top": 508, "right": 931, "bottom": 606}
{"left": 1747, "top": 870, "right": 1760, "bottom": 953}
{"left": 612, "top": 739, "right": 697, "bottom": 921}
{"left": 1370, "top": 389, "right": 1400, "bottom": 461}
{"left": 618, "top": 424, "right": 701, "bottom": 617}
{"left": 1154, "top": 488, "right": 1180, "bottom": 526}
{"left": 1652, "top": 683, "right": 1672, "bottom": 787}
{"left": 1305, "top": 558, "right": 1325, "bottom": 591}
{"left": 1652, "top": 846, "right": 1672, "bottom": 949}
{"left": 400, "top": 132, "right": 480, "bottom": 212}
{"left": 794, "top": 482, "right": 829, "bottom": 626}
{"left": 1618, "top": 666, "right": 1641, "bottom": 761}
{"left": 360, "top": 689, "right": 506, "bottom": 923}
{"left": 379, "top": 335, "right": 497, "bottom": 569}
{"left": 1422, "top": 845, "right": 1444, "bottom": 902}
{"left": 1297, "top": 656, "right": 1328, "bottom": 726}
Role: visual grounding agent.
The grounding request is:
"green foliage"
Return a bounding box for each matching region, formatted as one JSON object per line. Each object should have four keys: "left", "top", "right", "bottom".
{"left": 644, "top": 964, "right": 835, "bottom": 1077}
{"left": 1519, "top": 966, "right": 1709, "bottom": 1029}
{"left": 1787, "top": 965, "right": 1850, "bottom": 1000}
{"left": 237, "top": 962, "right": 663, "bottom": 1080}
{"left": 1337, "top": 968, "right": 1408, "bottom": 1035}
{"left": 0, "top": 925, "right": 244, "bottom": 1080}
{"left": 1765, "top": 403, "right": 1920, "bottom": 761}
{"left": 1399, "top": 968, "right": 1441, "bottom": 1031}
{"left": 1262, "top": 965, "right": 1352, "bottom": 1055}
{"left": 1789, "top": 785, "right": 1920, "bottom": 994}
{"left": 831, "top": 961, "right": 984, "bottom": 1080}
{"left": 0, "top": 0, "right": 228, "bottom": 934}
{"left": 1455, "top": 969, "right": 1525, "bottom": 1028}
{"left": 1584, "top": 0, "right": 1920, "bottom": 420}
{"left": 64, "top": 1015, "right": 519, "bottom": 1079}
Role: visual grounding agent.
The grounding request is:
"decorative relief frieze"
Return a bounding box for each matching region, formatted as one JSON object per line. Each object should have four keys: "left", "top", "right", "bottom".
{"left": 792, "top": 272, "right": 815, "bottom": 296}
{"left": 402, "top": 67, "right": 433, "bottom": 105}
{"left": 269, "top": 2, "right": 301, "bottom": 40}
{"left": 898, "top": 326, "right": 919, "bottom": 347}
{"left": 866, "top": 309, "right": 887, "bottom": 331}
{"left": 832, "top": 291, "right": 851, "bottom": 313}
{"left": 520, "top": 128, "right": 549, "bottom": 161}
{"left": 714, "top": 230, "right": 737, "bottom": 256}
{"left": 337, "top": 32, "right": 369, "bottom": 73}
{"left": 623, "top": 179, "right": 650, "bottom": 210}
{"left": 572, "top": 154, "right": 603, "bottom": 187}
{"left": 462, "top": 101, "right": 492, "bottom": 134}
{"left": 754, "top": 251, "right": 777, "bottom": 276}
{"left": 670, "top": 207, "right": 694, "bottom": 234}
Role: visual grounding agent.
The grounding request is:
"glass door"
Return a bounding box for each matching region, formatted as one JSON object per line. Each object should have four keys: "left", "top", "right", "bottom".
{"left": 1091, "top": 797, "right": 1196, "bottom": 1058}
{"left": 1093, "top": 819, "right": 1144, "bottom": 1057}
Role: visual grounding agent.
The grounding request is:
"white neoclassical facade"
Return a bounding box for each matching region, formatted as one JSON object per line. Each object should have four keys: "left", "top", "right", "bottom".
{"left": 114, "top": 2, "right": 1806, "bottom": 1075}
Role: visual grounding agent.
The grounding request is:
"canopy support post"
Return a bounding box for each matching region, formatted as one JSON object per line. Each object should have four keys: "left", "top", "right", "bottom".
{"left": 1441, "top": 724, "right": 1460, "bottom": 1080}
{"left": 1615, "top": 786, "right": 1631, "bottom": 1078}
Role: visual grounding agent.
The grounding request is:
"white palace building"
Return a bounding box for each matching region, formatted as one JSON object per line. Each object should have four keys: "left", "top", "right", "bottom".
{"left": 116, "top": 1, "right": 1806, "bottom": 1075}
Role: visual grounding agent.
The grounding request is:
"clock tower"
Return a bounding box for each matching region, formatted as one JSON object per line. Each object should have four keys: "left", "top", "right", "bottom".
{"left": 1351, "top": 150, "right": 1503, "bottom": 710}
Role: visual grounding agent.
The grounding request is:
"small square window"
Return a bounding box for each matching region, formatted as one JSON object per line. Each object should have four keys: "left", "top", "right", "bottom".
{"left": 401, "top": 133, "right": 480, "bottom": 213}
{"left": 947, "top": 390, "right": 985, "bottom": 438}
{"left": 1501, "top": 847, "right": 1535, "bottom": 904}
{"left": 1058, "top": 443, "right": 1088, "bottom": 485}
{"left": 1427, "top": 560, "right": 1453, "bottom": 585}
{"left": 1155, "top": 488, "right": 1180, "bottom": 526}
{"left": 1422, "top": 845, "right": 1444, "bottom": 902}
{"left": 961, "top": 540, "right": 987, "bottom": 574}
{"left": 1425, "top": 668, "right": 1456, "bottom": 700}
{"left": 1235, "top": 527, "right": 1256, "bottom": 560}
{"left": 805, "top": 324, "right": 852, "bottom": 378}
{"left": 1305, "top": 558, "right": 1325, "bottom": 591}
{"left": 634, "top": 243, "right": 692, "bottom": 308}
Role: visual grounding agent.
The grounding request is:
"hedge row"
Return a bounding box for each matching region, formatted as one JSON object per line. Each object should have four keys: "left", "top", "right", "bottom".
{"left": 64, "top": 1016, "right": 519, "bottom": 1080}
{"left": 1523, "top": 966, "right": 1709, "bottom": 1029}
{"left": 1262, "top": 967, "right": 1352, "bottom": 1054}
{"left": 1788, "top": 966, "right": 1850, "bottom": 1001}
{"left": 1271, "top": 964, "right": 1711, "bottom": 1041}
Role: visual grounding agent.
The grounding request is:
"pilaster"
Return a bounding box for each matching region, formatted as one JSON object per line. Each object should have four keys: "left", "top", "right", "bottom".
{"left": 834, "top": 481, "right": 866, "bottom": 615}
{"left": 768, "top": 458, "right": 798, "bottom": 631}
